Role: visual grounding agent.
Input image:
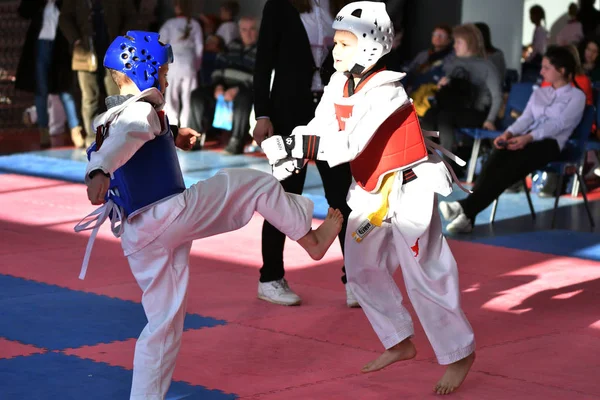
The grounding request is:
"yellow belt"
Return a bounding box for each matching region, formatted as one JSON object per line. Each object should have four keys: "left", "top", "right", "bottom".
{"left": 352, "top": 172, "right": 395, "bottom": 242}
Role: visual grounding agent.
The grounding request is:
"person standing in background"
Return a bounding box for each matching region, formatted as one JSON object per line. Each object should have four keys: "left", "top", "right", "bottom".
{"left": 215, "top": 1, "right": 240, "bottom": 45}
{"left": 252, "top": 0, "right": 356, "bottom": 307}
{"left": 159, "top": 0, "right": 204, "bottom": 127}
{"left": 15, "top": 0, "right": 84, "bottom": 149}
{"left": 556, "top": 3, "right": 584, "bottom": 47}
{"left": 58, "top": 0, "right": 136, "bottom": 147}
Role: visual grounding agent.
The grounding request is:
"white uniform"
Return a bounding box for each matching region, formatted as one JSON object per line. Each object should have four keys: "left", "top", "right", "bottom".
{"left": 158, "top": 17, "right": 204, "bottom": 126}
{"left": 78, "top": 89, "right": 315, "bottom": 399}
{"left": 293, "top": 70, "right": 475, "bottom": 365}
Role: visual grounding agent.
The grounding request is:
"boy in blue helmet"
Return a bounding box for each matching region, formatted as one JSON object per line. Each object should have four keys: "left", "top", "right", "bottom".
{"left": 74, "top": 31, "right": 343, "bottom": 400}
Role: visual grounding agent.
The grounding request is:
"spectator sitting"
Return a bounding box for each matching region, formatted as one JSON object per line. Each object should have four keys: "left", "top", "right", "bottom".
{"left": 420, "top": 23, "right": 502, "bottom": 176}
{"left": 439, "top": 46, "right": 586, "bottom": 233}
{"left": 188, "top": 16, "right": 258, "bottom": 154}
{"left": 541, "top": 44, "right": 592, "bottom": 106}
{"left": 581, "top": 38, "right": 600, "bottom": 81}
{"left": 403, "top": 24, "right": 454, "bottom": 94}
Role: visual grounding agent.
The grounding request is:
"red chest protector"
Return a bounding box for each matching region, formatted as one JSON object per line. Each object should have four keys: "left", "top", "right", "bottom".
{"left": 334, "top": 74, "right": 428, "bottom": 193}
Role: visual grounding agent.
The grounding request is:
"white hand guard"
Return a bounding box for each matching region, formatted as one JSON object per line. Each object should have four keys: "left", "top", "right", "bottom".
{"left": 272, "top": 157, "right": 302, "bottom": 181}
{"left": 261, "top": 135, "right": 290, "bottom": 165}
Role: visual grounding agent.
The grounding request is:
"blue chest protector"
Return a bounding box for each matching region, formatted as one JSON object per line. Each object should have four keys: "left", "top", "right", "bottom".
{"left": 87, "top": 127, "right": 186, "bottom": 219}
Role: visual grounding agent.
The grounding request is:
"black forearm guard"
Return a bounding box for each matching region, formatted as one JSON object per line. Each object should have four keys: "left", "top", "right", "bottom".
{"left": 301, "top": 135, "right": 320, "bottom": 160}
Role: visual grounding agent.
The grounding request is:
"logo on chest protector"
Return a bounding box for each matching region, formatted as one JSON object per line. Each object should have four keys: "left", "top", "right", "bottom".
{"left": 285, "top": 137, "right": 293, "bottom": 146}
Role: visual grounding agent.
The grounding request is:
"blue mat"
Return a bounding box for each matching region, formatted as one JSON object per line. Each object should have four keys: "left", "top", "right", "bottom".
{"left": 0, "top": 353, "right": 237, "bottom": 400}
{"left": 0, "top": 275, "right": 226, "bottom": 350}
{"left": 0, "top": 152, "right": 330, "bottom": 219}
{"left": 473, "top": 230, "right": 600, "bottom": 262}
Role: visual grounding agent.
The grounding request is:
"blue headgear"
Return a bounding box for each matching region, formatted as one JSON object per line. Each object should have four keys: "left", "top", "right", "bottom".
{"left": 104, "top": 31, "right": 173, "bottom": 91}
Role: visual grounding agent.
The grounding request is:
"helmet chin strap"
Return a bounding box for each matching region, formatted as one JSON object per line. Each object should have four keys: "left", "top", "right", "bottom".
{"left": 346, "top": 57, "right": 386, "bottom": 96}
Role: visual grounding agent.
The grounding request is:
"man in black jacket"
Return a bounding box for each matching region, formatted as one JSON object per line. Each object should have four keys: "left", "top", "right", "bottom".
{"left": 252, "top": 0, "right": 354, "bottom": 307}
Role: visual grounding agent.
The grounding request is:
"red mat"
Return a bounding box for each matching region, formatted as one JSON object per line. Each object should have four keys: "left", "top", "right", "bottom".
{"left": 2, "top": 174, "right": 600, "bottom": 399}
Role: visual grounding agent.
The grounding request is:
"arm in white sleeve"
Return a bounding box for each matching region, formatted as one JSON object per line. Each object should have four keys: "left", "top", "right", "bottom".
{"left": 304, "top": 82, "right": 409, "bottom": 167}
{"left": 529, "top": 91, "right": 585, "bottom": 142}
{"left": 506, "top": 93, "right": 536, "bottom": 135}
{"left": 85, "top": 102, "right": 162, "bottom": 183}
{"left": 301, "top": 78, "right": 343, "bottom": 136}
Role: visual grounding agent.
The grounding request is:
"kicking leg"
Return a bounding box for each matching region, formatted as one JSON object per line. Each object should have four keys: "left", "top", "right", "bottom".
{"left": 296, "top": 207, "right": 343, "bottom": 260}
{"left": 161, "top": 168, "right": 342, "bottom": 259}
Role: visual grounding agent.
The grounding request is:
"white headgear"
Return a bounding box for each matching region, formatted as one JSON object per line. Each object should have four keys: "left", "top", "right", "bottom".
{"left": 332, "top": 1, "right": 394, "bottom": 74}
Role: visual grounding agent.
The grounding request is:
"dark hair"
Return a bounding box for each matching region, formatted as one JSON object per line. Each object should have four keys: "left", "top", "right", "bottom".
{"left": 530, "top": 5, "right": 545, "bottom": 23}
{"left": 580, "top": 38, "right": 600, "bottom": 68}
{"left": 544, "top": 45, "right": 577, "bottom": 82}
{"left": 474, "top": 22, "right": 497, "bottom": 53}
{"left": 433, "top": 24, "right": 452, "bottom": 39}
{"left": 221, "top": 1, "right": 240, "bottom": 18}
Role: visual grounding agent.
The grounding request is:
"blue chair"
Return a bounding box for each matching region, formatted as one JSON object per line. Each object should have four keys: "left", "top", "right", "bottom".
{"left": 586, "top": 96, "right": 600, "bottom": 152}
{"left": 573, "top": 98, "right": 600, "bottom": 196}
{"left": 490, "top": 105, "right": 596, "bottom": 228}
{"left": 460, "top": 82, "right": 535, "bottom": 183}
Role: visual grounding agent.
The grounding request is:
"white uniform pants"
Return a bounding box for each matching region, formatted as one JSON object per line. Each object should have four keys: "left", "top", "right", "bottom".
{"left": 126, "top": 169, "right": 313, "bottom": 399}
{"left": 164, "top": 74, "right": 197, "bottom": 127}
{"left": 345, "top": 172, "right": 475, "bottom": 365}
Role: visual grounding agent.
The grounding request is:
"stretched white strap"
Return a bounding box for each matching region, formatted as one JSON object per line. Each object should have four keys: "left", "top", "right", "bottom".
{"left": 424, "top": 138, "right": 472, "bottom": 194}
{"left": 73, "top": 193, "right": 124, "bottom": 280}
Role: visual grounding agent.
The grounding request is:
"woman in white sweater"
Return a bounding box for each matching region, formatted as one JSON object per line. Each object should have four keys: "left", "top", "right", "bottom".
{"left": 158, "top": 0, "right": 203, "bottom": 127}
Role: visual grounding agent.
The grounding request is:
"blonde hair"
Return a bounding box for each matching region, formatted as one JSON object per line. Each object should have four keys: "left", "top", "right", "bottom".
{"left": 452, "top": 23, "right": 486, "bottom": 58}
{"left": 109, "top": 69, "right": 133, "bottom": 88}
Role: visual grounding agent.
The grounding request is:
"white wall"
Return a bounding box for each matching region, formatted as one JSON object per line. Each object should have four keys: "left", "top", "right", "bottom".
{"left": 461, "top": 0, "right": 525, "bottom": 70}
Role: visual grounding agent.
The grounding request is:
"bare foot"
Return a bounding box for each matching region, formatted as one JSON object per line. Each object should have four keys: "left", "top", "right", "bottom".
{"left": 434, "top": 352, "right": 475, "bottom": 395}
{"left": 297, "top": 208, "right": 343, "bottom": 260}
{"left": 361, "top": 338, "right": 417, "bottom": 373}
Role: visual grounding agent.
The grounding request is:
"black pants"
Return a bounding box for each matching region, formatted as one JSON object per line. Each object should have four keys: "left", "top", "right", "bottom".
{"left": 459, "top": 139, "right": 560, "bottom": 220}
{"left": 188, "top": 84, "right": 253, "bottom": 153}
{"left": 260, "top": 159, "right": 353, "bottom": 284}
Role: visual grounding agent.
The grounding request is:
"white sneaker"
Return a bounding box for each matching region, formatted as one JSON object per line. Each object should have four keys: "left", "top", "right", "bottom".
{"left": 446, "top": 213, "right": 473, "bottom": 233}
{"left": 345, "top": 285, "right": 360, "bottom": 308}
{"left": 258, "top": 279, "right": 302, "bottom": 306}
{"left": 439, "top": 201, "right": 464, "bottom": 222}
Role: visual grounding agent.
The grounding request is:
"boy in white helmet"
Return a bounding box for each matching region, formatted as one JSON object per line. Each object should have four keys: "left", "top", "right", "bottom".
{"left": 261, "top": 2, "right": 475, "bottom": 395}
{"left": 75, "top": 31, "right": 343, "bottom": 399}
